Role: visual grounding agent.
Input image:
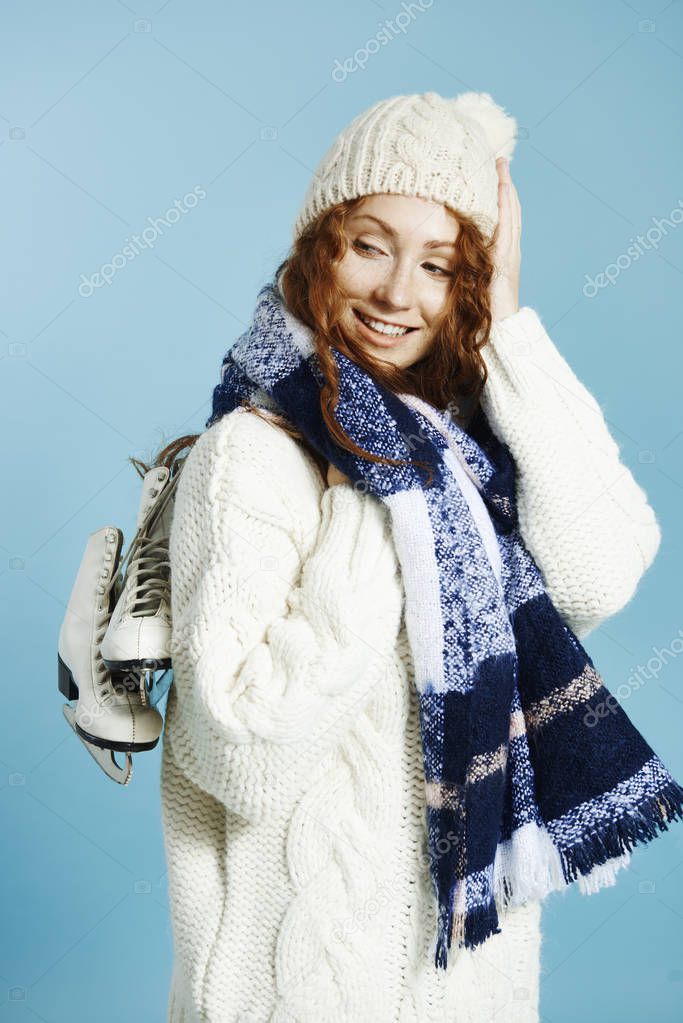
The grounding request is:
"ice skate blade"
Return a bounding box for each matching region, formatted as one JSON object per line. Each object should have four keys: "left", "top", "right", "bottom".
{"left": 102, "top": 656, "right": 172, "bottom": 672}
{"left": 62, "top": 704, "right": 134, "bottom": 786}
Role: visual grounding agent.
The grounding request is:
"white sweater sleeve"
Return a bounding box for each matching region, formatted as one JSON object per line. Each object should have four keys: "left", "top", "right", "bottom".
{"left": 479, "top": 306, "right": 662, "bottom": 639}
{"left": 166, "top": 408, "right": 404, "bottom": 823}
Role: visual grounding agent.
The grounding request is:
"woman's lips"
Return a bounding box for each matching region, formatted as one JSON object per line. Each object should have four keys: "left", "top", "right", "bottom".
{"left": 352, "top": 308, "right": 418, "bottom": 347}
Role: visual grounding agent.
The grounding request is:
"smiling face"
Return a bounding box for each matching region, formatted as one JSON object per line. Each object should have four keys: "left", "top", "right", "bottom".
{"left": 333, "top": 193, "right": 459, "bottom": 370}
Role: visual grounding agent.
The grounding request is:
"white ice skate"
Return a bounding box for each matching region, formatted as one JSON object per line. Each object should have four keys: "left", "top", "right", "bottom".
{"left": 57, "top": 526, "right": 164, "bottom": 786}
{"left": 100, "top": 464, "right": 180, "bottom": 678}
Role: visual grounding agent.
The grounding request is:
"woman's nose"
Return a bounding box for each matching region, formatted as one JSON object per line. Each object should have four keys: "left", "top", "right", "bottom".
{"left": 373, "top": 265, "right": 414, "bottom": 311}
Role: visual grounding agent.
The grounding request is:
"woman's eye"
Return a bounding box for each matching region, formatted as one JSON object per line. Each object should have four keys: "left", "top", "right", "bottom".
{"left": 353, "top": 240, "right": 381, "bottom": 255}
{"left": 424, "top": 263, "right": 451, "bottom": 277}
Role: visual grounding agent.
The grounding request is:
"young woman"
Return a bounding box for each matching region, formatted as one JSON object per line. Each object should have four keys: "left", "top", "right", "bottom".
{"left": 158, "top": 91, "right": 679, "bottom": 1022}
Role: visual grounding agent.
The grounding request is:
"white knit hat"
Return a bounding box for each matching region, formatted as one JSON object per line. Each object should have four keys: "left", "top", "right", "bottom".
{"left": 292, "top": 90, "right": 518, "bottom": 244}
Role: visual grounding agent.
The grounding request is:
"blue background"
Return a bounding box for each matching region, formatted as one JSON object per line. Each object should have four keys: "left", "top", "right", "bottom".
{"left": 2, "top": 0, "right": 682, "bottom": 1020}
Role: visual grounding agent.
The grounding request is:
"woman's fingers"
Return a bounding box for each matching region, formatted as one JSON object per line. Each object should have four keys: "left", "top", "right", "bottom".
{"left": 495, "top": 160, "right": 513, "bottom": 243}
{"left": 496, "top": 157, "right": 521, "bottom": 247}
{"left": 490, "top": 157, "right": 522, "bottom": 320}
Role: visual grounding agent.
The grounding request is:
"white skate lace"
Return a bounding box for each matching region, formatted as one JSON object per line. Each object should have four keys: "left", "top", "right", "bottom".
{"left": 127, "top": 535, "right": 170, "bottom": 617}
{"left": 113, "top": 466, "right": 182, "bottom": 617}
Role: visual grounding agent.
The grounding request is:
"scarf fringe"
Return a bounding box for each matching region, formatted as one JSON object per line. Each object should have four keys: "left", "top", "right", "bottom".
{"left": 575, "top": 853, "right": 631, "bottom": 894}
{"left": 492, "top": 821, "right": 631, "bottom": 908}
{"left": 490, "top": 781, "right": 683, "bottom": 909}
{"left": 493, "top": 820, "right": 567, "bottom": 907}
{"left": 435, "top": 779, "right": 683, "bottom": 971}
{"left": 434, "top": 892, "right": 502, "bottom": 970}
{"left": 490, "top": 781, "right": 683, "bottom": 912}
{"left": 558, "top": 778, "right": 683, "bottom": 885}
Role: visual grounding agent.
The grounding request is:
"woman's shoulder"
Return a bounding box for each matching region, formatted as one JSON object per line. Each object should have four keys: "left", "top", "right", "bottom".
{"left": 180, "top": 407, "right": 326, "bottom": 527}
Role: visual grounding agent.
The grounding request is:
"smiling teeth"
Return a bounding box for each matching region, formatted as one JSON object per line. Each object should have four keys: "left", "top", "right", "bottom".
{"left": 357, "top": 310, "right": 410, "bottom": 336}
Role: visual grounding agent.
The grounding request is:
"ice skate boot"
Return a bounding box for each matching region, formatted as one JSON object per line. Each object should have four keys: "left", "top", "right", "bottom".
{"left": 100, "top": 463, "right": 181, "bottom": 692}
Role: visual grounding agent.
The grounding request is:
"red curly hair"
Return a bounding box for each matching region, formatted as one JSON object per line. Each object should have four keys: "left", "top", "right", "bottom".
{"left": 130, "top": 196, "right": 497, "bottom": 485}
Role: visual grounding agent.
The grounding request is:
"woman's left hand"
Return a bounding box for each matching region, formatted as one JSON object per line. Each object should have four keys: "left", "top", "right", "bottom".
{"left": 490, "top": 157, "right": 521, "bottom": 322}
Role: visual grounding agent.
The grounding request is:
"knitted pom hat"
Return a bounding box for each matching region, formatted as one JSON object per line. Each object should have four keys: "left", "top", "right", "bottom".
{"left": 292, "top": 90, "right": 518, "bottom": 245}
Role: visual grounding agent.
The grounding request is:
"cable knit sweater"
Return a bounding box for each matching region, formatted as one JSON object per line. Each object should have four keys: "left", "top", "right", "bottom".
{"left": 160, "top": 305, "right": 661, "bottom": 1023}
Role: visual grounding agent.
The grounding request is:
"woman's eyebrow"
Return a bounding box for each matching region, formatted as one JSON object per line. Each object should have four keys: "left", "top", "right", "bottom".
{"left": 351, "top": 213, "right": 457, "bottom": 250}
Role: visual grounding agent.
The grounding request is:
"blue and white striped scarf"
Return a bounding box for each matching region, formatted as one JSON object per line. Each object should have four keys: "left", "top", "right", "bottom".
{"left": 207, "top": 272, "right": 683, "bottom": 971}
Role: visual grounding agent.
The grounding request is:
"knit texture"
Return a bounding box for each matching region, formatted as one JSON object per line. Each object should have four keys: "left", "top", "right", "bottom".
{"left": 161, "top": 306, "right": 662, "bottom": 1022}
{"left": 292, "top": 90, "right": 517, "bottom": 244}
